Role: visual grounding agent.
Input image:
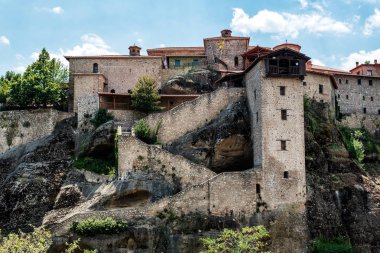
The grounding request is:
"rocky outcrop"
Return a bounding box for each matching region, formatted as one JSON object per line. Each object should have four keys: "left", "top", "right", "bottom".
{"left": 0, "top": 117, "right": 76, "bottom": 232}
{"left": 83, "top": 120, "right": 115, "bottom": 158}
{"left": 166, "top": 97, "right": 253, "bottom": 173}
{"left": 305, "top": 100, "right": 380, "bottom": 252}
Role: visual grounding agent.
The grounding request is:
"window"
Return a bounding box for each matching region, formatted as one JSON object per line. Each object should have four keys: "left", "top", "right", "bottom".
{"left": 369, "top": 80, "right": 373, "bottom": 86}
{"left": 256, "top": 112, "right": 259, "bottom": 123}
{"left": 192, "top": 59, "right": 199, "bottom": 66}
{"left": 363, "top": 96, "right": 365, "bottom": 101}
{"left": 256, "top": 184, "right": 261, "bottom": 194}
{"left": 358, "top": 79, "right": 361, "bottom": 85}
{"left": 93, "top": 63, "right": 98, "bottom": 73}
{"left": 234, "top": 56, "right": 239, "bottom": 67}
{"left": 346, "top": 79, "right": 349, "bottom": 84}
{"left": 254, "top": 89, "right": 256, "bottom": 100}
{"left": 346, "top": 95, "right": 349, "bottom": 100}
{"left": 371, "top": 97, "right": 374, "bottom": 101}
{"left": 280, "top": 86, "right": 285, "bottom": 96}
{"left": 281, "top": 109, "right": 287, "bottom": 120}
{"left": 339, "top": 79, "right": 342, "bottom": 84}
{"left": 367, "top": 70, "right": 373, "bottom": 76}
{"left": 284, "top": 171, "right": 289, "bottom": 179}
{"left": 378, "top": 109, "right": 380, "bottom": 115}
{"left": 319, "top": 84, "right": 323, "bottom": 94}
{"left": 175, "top": 59, "right": 181, "bottom": 67}
{"left": 303, "top": 81, "right": 307, "bottom": 86}
{"left": 110, "top": 89, "right": 115, "bottom": 93}
{"left": 363, "top": 107, "right": 367, "bottom": 114}
{"left": 338, "top": 94, "right": 340, "bottom": 99}
{"left": 280, "top": 140, "right": 287, "bottom": 151}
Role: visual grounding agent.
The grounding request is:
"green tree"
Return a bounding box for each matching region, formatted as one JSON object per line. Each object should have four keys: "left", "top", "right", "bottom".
{"left": 0, "top": 71, "right": 21, "bottom": 104}
{"left": 131, "top": 76, "right": 161, "bottom": 112}
{"left": 200, "top": 226, "right": 271, "bottom": 253}
{"left": 22, "top": 48, "right": 68, "bottom": 108}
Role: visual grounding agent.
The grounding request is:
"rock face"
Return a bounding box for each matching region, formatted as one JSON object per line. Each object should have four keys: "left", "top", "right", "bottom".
{"left": 305, "top": 101, "right": 380, "bottom": 252}
{"left": 83, "top": 120, "right": 115, "bottom": 158}
{"left": 166, "top": 97, "right": 253, "bottom": 173}
{"left": 161, "top": 68, "right": 219, "bottom": 94}
{"left": 0, "top": 117, "right": 75, "bottom": 232}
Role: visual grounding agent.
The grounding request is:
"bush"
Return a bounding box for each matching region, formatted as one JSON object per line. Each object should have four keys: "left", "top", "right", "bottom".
{"left": 71, "top": 217, "right": 128, "bottom": 236}
{"left": 90, "top": 108, "right": 114, "bottom": 128}
{"left": 200, "top": 225, "right": 271, "bottom": 253}
{"left": 134, "top": 119, "right": 161, "bottom": 144}
{"left": 131, "top": 76, "right": 161, "bottom": 112}
{"left": 73, "top": 156, "right": 116, "bottom": 175}
{"left": 311, "top": 236, "right": 353, "bottom": 253}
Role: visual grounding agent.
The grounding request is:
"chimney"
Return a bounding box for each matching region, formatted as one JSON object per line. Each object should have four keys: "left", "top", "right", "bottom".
{"left": 221, "top": 29, "right": 232, "bottom": 37}
{"left": 356, "top": 61, "right": 359, "bottom": 67}
{"left": 129, "top": 45, "right": 141, "bottom": 56}
{"left": 375, "top": 59, "right": 378, "bottom": 64}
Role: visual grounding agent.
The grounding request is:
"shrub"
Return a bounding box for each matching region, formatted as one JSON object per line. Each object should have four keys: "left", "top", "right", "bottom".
{"left": 311, "top": 236, "right": 353, "bottom": 253}
{"left": 71, "top": 217, "right": 128, "bottom": 236}
{"left": 134, "top": 119, "right": 161, "bottom": 144}
{"left": 131, "top": 76, "right": 161, "bottom": 112}
{"left": 90, "top": 108, "right": 114, "bottom": 128}
{"left": 73, "top": 156, "right": 116, "bottom": 175}
{"left": 200, "top": 225, "right": 271, "bottom": 253}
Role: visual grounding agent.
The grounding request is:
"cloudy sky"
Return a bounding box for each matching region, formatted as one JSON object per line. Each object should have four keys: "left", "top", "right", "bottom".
{"left": 1, "top": 0, "right": 380, "bottom": 75}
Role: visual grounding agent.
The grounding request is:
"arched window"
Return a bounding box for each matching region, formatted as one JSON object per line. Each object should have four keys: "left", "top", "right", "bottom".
{"left": 110, "top": 89, "right": 115, "bottom": 93}
{"left": 234, "top": 56, "right": 239, "bottom": 67}
{"left": 93, "top": 63, "right": 98, "bottom": 73}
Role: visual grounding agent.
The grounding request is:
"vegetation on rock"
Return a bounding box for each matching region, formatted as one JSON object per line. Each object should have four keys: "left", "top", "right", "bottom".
{"left": 90, "top": 108, "right": 114, "bottom": 128}
{"left": 134, "top": 119, "right": 161, "bottom": 144}
{"left": 131, "top": 76, "right": 160, "bottom": 112}
{"left": 71, "top": 217, "right": 128, "bottom": 236}
{"left": 73, "top": 155, "right": 116, "bottom": 175}
{"left": 310, "top": 236, "right": 353, "bottom": 253}
{"left": 200, "top": 226, "right": 271, "bottom": 253}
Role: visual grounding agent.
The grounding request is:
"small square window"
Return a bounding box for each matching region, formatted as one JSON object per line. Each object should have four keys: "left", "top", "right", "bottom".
{"left": 256, "top": 184, "right": 261, "bottom": 194}
{"left": 368, "top": 70, "right": 373, "bottom": 76}
{"left": 371, "top": 97, "right": 374, "bottom": 101}
{"left": 284, "top": 171, "right": 289, "bottom": 178}
{"left": 280, "top": 86, "right": 285, "bottom": 96}
{"left": 175, "top": 59, "right": 181, "bottom": 67}
{"left": 338, "top": 94, "right": 340, "bottom": 99}
{"left": 346, "top": 95, "right": 349, "bottom": 99}
{"left": 256, "top": 112, "right": 259, "bottom": 123}
{"left": 319, "top": 84, "right": 323, "bottom": 94}
{"left": 303, "top": 81, "right": 307, "bottom": 86}
{"left": 363, "top": 107, "right": 367, "bottom": 114}
{"left": 378, "top": 109, "right": 380, "bottom": 115}
{"left": 369, "top": 80, "right": 373, "bottom": 86}
{"left": 281, "top": 140, "right": 287, "bottom": 151}
{"left": 363, "top": 96, "right": 365, "bottom": 101}
{"left": 254, "top": 89, "right": 257, "bottom": 100}
{"left": 339, "top": 79, "right": 342, "bottom": 84}
{"left": 281, "top": 109, "right": 287, "bottom": 120}
{"left": 346, "top": 79, "right": 349, "bottom": 84}
{"left": 358, "top": 79, "right": 361, "bottom": 85}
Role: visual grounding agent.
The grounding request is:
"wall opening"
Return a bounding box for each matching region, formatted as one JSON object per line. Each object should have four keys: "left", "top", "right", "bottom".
{"left": 281, "top": 109, "right": 287, "bottom": 120}
{"left": 284, "top": 171, "right": 289, "bottom": 178}
{"left": 234, "top": 56, "right": 239, "bottom": 67}
{"left": 319, "top": 84, "right": 324, "bottom": 94}
{"left": 256, "top": 184, "right": 261, "bottom": 194}
{"left": 280, "top": 86, "right": 285, "bottom": 96}
{"left": 363, "top": 107, "right": 367, "bottom": 114}
{"left": 93, "top": 63, "right": 98, "bottom": 73}
{"left": 281, "top": 140, "right": 287, "bottom": 151}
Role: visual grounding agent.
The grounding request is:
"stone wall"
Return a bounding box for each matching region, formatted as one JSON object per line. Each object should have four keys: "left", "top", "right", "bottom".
{"left": 144, "top": 87, "right": 245, "bottom": 144}
{"left": 304, "top": 72, "right": 335, "bottom": 105}
{"left": 340, "top": 113, "right": 380, "bottom": 134}
{"left": 109, "top": 110, "right": 146, "bottom": 130}
{"left": 161, "top": 67, "right": 192, "bottom": 84}
{"left": 335, "top": 74, "right": 380, "bottom": 115}
{"left": 0, "top": 109, "right": 73, "bottom": 153}
{"left": 117, "top": 136, "right": 216, "bottom": 189}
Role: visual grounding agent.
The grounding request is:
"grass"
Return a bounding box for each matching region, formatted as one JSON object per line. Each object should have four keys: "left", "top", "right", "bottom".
{"left": 71, "top": 217, "right": 128, "bottom": 236}
{"left": 73, "top": 155, "right": 116, "bottom": 176}
{"left": 310, "top": 236, "right": 353, "bottom": 253}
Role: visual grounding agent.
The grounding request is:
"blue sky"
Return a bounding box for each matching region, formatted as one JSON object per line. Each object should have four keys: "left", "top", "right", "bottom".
{"left": 1, "top": 0, "right": 380, "bottom": 75}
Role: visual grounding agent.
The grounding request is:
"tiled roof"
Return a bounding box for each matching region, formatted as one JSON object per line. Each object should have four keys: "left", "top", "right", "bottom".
{"left": 64, "top": 55, "right": 161, "bottom": 60}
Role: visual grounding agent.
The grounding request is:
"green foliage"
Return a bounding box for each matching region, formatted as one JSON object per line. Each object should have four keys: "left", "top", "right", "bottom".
{"left": 310, "top": 236, "right": 353, "bottom": 253}
{"left": 71, "top": 217, "right": 128, "bottom": 236}
{"left": 90, "top": 108, "right": 114, "bottom": 128}
{"left": 134, "top": 119, "right": 161, "bottom": 144}
{"left": 0, "top": 71, "right": 21, "bottom": 104}
{"left": 364, "top": 60, "right": 370, "bottom": 64}
{"left": 339, "top": 126, "right": 379, "bottom": 163}
{"left": 200, "top": 226, "right": 271, "bottom": 253}
{"left": 304, "top": 96, "right": 319, "bottom": 134}
{"left": 131, "top": 76, "right": 161, "bottom": 112}
{"left": 6, "top": 48, "right": 68, "bottom": 109}
{"left": 73, "top": 156, "right": 116, "bottom": 175}
{"left": 0, "top": 226, "right": 52, "bottom": 253}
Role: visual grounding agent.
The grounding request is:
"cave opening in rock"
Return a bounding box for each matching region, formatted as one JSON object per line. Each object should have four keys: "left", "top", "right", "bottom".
{"left": 105, "top": 190, "right": 152, "bottom": 208}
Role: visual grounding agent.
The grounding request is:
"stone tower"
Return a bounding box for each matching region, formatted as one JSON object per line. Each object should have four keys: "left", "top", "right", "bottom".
{"left": 203, "top": 29, "right": 249, "bottom": 71}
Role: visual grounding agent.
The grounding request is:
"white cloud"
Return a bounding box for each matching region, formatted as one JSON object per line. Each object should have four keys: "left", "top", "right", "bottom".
{"left": 159, "top": 44, "right": 166, "bottom": 48}
{"left": 51, "top": 6, "right": 64, "bottom": 14}
{"left": 363, "top": 9, "right": 380, "bottom": 36}
{"left": 31, "top": 33, "right": 117, "bottom": 66}
{"left": 0, "top": 36, "right": 10, "bottom": 45}
{"left": 137, "top": 38, "right": 143, "bottom": 44}
{"left": 230, "top": 8, "right": 351, "bottom": 38}
{"left": 299, "top": 0, "right": 308, "bottom": 8}
{"left": 312, "top": 59, "right": 325, "bottom": 66}
{"left": 310, "top": 2, "right": 325, "bottom": 13}
{"left": 15, "top": 54, "right": 24, "bottom": 60}
{"left": 340, "top": 48, "right": 380, "bottom": 70}
{"left": 13, "top": 66, "right": 26, "bottom": 73}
